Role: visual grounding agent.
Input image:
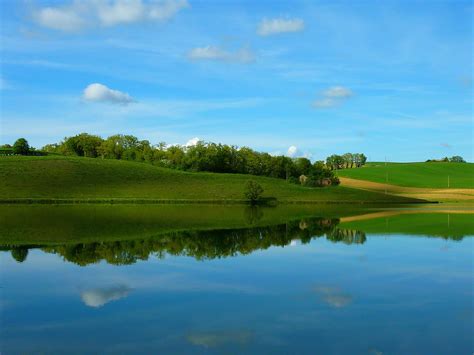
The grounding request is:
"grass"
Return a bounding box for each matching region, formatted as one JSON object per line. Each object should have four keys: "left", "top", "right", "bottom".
{"left": 0, "top": 156, "right": 421, "bottom": 204}
{"left": 337, "top": 162, "right": 474, "bottom": 188}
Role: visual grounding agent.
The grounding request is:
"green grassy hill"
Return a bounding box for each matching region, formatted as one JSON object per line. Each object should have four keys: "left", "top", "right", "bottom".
{"left": 0, "top": 156, "right": 420, "bottom": 203}
{"left": 337, "top": 162, "right": 474, "bottom": 188}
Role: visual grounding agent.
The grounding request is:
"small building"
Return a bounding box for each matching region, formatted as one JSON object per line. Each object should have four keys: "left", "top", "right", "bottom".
{"left": 299, "top": 175, "right": 308, "bottom": 185}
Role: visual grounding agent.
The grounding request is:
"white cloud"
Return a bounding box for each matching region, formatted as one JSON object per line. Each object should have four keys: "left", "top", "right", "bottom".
{"left": 95, "top": 0, "right": 145, "bottom": 26}
{"left": 286, "top": 145, "right": 300, "bottom": 158}
{"left": 313, "top": 86, "right": 353, "bottom": 108}
{"left": 81, "top": 285, "right": 131, "bottom": 308}
{"left": 33, "top": 0, "right": 189, "bottom": 31}
{"left": 312, "top": 98, "right": 337, "bottom": 108}
{"left": 34, "top": 4, "right": 87, "bottom": 32}
{"left": 185, "top": 137, "right": 200, "bottom": 147}
{"left": 83, "top": 83, "right": 134, "bottom": 105}
{"left": 188, "top": 46, "right": 255, "bottom": 63}
{"left": 257, "top": 18, "right": 304, "bottom": 36}
{"left": 323, "top": 86, "right": 353, "bottom": 98}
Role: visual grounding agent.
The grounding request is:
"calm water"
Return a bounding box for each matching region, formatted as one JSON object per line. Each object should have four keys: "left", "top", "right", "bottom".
{"left": 1, "top": 205, "right": 473, "bottom": 354}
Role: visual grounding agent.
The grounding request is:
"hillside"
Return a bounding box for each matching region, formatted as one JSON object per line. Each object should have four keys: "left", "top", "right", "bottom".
{"left": 0, "top": 156, "right": 421, "bottom": 204}
{"left": 337, "top": 162, "right": 474, "bottom": 188}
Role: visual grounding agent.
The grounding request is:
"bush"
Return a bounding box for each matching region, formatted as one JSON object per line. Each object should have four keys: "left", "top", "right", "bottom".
{"left": 244, "top": 180, "right": 264, "bottom": 204}
{"left": 13, "top": 138, "right": 30, "bottom": 155}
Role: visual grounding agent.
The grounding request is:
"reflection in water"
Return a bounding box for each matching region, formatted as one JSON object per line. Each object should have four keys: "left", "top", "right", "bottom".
{"left": 187, "top": 330, "right": 253, "bottom": 348}
{"left": 10, "top": 246, "right": 29, "bottom": 263}
{"left": 80, "top": 285, "right": 132, "bottom": 308}
{"left": 313, "top": 286, "right": 353, "bottom": 308}
{"left": 2, "top": 217, "right": 366, "bottom": 265}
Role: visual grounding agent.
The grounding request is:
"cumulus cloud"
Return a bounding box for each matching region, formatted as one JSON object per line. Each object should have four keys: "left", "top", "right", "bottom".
{"left": 185, "top": 137, "right": 200, "bottom": 147}
{"left": 81, "top": 285, "right": 131, "bottom": 308}
{"left": 286, "top": 145, "right": 300, "bottom": 158}
{"left": 83, "top": 83, "right": 134, "bottom": 105}
{"left": 313, "top": 86, "right": 353, "bottom": 108}
{"left": 188, "top": 46, "right": 255, "bottom": 63}
{"left": 257, "top": 18, "right": 304, "bottom": 36}
{"left": 33, "top": 0, "right": 189, "bottom": 31}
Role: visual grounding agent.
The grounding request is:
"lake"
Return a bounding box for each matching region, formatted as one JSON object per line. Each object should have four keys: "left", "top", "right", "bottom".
{"left": 1, "top": 204, "right": 473, "bottom": 354}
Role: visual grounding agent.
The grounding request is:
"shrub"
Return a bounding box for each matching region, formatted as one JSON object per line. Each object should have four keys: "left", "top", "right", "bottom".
{"left": 244, "top": 180, "right": 264, "bottom": 204}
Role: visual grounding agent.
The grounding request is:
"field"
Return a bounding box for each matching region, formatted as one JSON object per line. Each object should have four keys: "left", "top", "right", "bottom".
{"left": 337, "top": 162, "right": 474, "bottom": 188}
{"left": 0, "top": 156, "right": 421, "bottom": 204}
{"left": 337, "top": 162, "right": 474, "bottom": 202}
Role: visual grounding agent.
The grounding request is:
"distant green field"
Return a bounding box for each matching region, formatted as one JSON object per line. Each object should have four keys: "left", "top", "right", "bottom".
{"left": 0, "top": 156, "right": 420, "bottom": 203}
{"left": 337, "top": 162, "right": 474, "bottom": 188}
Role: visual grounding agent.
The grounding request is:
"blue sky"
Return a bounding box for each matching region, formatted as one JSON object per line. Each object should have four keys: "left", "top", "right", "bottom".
{"left": 0, "top": 0, "right": 472, "bottom": 161}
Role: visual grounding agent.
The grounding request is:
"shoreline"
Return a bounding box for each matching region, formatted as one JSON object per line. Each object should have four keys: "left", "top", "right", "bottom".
{"left": 0, "top": 198, "right": 433, "bottom": 205}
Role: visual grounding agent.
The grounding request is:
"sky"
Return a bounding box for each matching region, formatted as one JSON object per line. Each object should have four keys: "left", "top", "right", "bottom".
{"left": 0, "top": 0, "right": 472, "bottom": 162}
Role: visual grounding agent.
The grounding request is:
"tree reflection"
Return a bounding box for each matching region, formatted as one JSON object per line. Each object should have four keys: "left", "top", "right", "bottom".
{"left": 11, "top": 247, "right": 29, "bottom": 263}
{"left": 4, "top": 217, "right": 366, "bottom": 266}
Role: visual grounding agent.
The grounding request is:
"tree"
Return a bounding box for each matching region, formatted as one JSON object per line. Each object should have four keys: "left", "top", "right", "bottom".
{"left": 244, "top": 180, "right": 264, "bottom": 204}
{"left": 62, "top": 133, "right": 103, "bottom": 157}
{"left": 294, "top": 157, "right": 312, "bottom": 176}
{"left": 342, "top": 153, "right": 353, "bottom": 168}
{"left": 13, "top": 138, "right": 30, "bottom": 155}
{"left": 449, "top": 156, "right": 465, "bottom": 163}
{"left": 353, "top": 153, "right": 367, "bottom": 167}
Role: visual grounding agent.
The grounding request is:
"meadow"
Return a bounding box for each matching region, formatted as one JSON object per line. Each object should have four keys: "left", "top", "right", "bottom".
{"left": 0, "top": 156, "right": 420, "bottom": 204}
{"left": 337, "top": 162, "right": 474, "bottom": 188}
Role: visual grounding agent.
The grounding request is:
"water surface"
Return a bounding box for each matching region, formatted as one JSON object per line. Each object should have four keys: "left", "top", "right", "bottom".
{"left": 1, "top": 205, "right": 473, "bottom": 354}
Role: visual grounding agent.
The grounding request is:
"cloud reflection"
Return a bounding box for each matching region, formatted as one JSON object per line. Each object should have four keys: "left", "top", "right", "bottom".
{"left": 187, "top": 330, "right": 253, "bottom": 348}
{"left": 81, "top": 285, "right": 131, "bottom": 308}
{"left": 313, "top": 286, "right": 353, "bottom": 308}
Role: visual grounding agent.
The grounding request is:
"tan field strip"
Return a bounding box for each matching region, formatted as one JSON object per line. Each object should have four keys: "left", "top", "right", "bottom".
{"left": 339, "top": 177, "right": 474, "bottom": 202}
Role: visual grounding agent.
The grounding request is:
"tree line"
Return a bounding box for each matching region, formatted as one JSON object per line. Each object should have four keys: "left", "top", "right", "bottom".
{"left": 4, "top": 134, "right": 373, "bottom": 186}
{"left": 325, "top": 153, "right": 367, "bottom": 170}
{"left": 426, "top": 156, "right": 466, "bottom": 163}
{"left": 39, "top": 133, "right": 343, "bottom": 186}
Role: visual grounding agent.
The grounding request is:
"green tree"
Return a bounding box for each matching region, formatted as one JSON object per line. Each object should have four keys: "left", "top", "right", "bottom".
{"left": 342, "top": 153, "right": 353, "bottom": 168}
{"left": 244, "top": 180, "right": 264, "bottom": 204}
{"left": 294, "top": 157, "right": 312, "bottom": 176}
{"left": 449, "top": 156, "right": 465, "bottom": 163}
{"left": 62, "top": 133, "right": 103, "bottom": 157}
{"left": 13, "top": 138, "right": 30, "bottom": 155}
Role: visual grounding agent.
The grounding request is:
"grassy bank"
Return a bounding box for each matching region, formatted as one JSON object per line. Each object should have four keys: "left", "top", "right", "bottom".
{"left": 0, "top": 156, "right": 421, "bottom": 204}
